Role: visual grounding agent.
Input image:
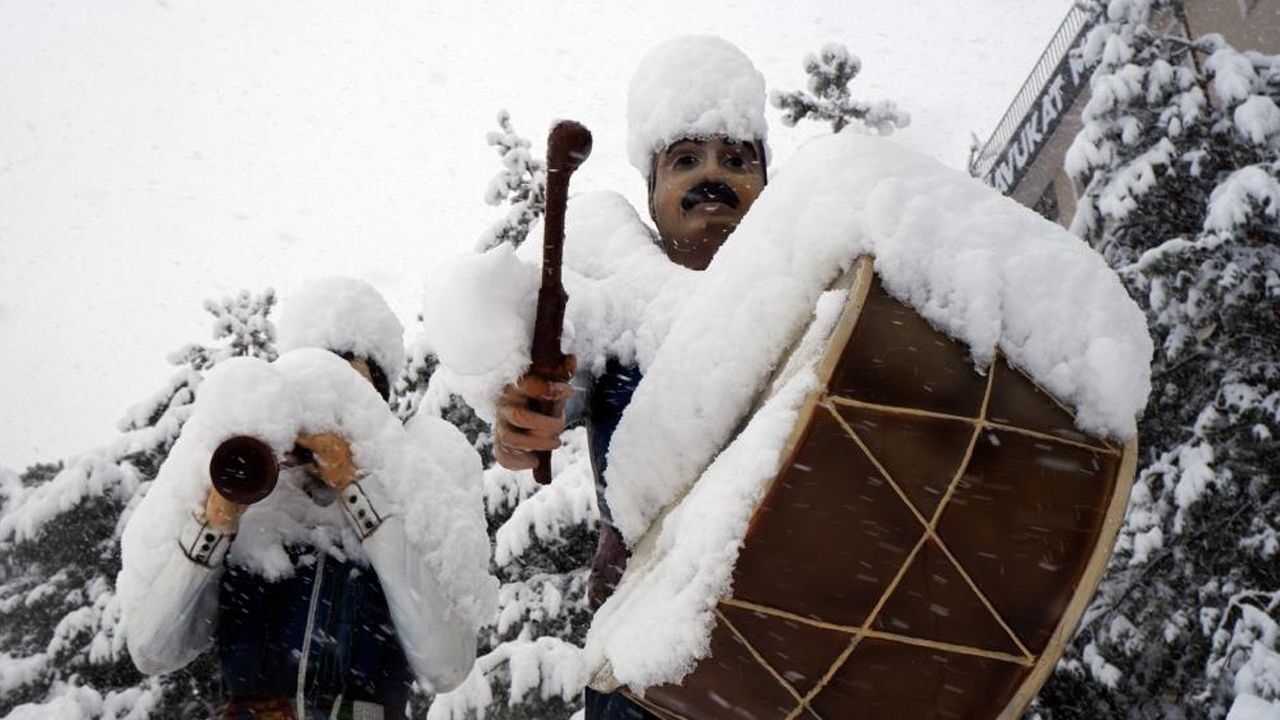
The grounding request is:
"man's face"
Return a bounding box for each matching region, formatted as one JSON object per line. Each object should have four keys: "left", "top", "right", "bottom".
{"left": 649, "top": 136, "right": 765, "bottom": 271}
{"left": 346, "top": 357, "right": 375, "bottom": 387}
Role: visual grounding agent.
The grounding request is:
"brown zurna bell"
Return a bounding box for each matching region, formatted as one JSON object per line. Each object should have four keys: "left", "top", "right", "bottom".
{"left": 626, "top": 258, "right": 1136, "bottom": 720}
{"left": 209, "top": 435, "right": 279, "bottom": 505}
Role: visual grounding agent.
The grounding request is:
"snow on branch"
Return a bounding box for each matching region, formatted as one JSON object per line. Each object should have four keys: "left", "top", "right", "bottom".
{"left": 166, "top": 289, "right": 277, "bottom": 372}
{"left": 2, "top": 678, "right": 162, "bottom": 720}
{"left": 492, "top": 429, "right": 597, "bottom": 567}
{"left": 1204, "top": 164, "right": 1280, "bottom": 234}
{"left": 427, "top": 633, "right": 585, "bottom": 720}
{"left": 0, "top": 457, "right": 140, "bottom": 546}
{"left": 476, "top": 110, "right": 547, "bottom": 252}
{"left": 770, "top": 43, "right": 910, "bottom": 135}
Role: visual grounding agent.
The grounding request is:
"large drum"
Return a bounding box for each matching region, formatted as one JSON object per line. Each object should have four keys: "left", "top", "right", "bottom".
{"left": 618, "top": 256, "right": 1137, "bottom": 720}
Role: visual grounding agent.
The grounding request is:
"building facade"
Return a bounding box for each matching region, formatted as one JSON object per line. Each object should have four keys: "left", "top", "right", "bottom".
{"left": 968, "top": 0, "right": 1280, "bottom": 226}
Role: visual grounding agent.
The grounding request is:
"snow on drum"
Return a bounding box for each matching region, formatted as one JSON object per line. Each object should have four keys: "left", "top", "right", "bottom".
{"left": 582, "top": 132, "right": 1153, "bottom": 720}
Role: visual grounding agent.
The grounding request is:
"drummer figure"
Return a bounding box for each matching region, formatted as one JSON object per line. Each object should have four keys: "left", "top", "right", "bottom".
{"left": 492, "top": 35, "right": 769, "bottom": 720}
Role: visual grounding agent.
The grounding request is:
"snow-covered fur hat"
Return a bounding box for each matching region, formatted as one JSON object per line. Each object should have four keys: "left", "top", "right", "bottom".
{"left": 276, "top": 276, "right": 405, "bottom": 392}
{"left": 627, "top": 35, "right": 769, "bottom": 181}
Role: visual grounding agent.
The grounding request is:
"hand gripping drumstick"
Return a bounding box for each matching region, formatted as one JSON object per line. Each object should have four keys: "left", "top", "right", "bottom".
{"left": 530, "top": 120, "right": 593, "bottom": 484}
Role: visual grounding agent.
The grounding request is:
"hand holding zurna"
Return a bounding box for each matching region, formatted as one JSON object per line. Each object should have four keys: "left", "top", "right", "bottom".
{"left": 294, "top": 432, "right": 359, "bottom": 489}
{"left": 205, "top": 490, "right": 249, "bottom": 532}
{"left": 205, "top": 431, "right": 359, "bottom": 531}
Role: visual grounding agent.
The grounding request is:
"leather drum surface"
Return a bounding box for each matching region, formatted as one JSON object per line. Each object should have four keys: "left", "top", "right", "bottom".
{"left": 627, "top": 258, "right": 1137, "bottom": 720}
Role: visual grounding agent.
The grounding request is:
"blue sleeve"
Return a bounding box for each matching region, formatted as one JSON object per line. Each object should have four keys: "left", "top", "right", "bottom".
{"left": 583, "top": 359, "right": 644, "bottom": 523}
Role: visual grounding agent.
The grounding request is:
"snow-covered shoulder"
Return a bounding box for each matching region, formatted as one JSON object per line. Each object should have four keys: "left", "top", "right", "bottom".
{"left": 421, "top": 190, "right": 695, "bottom": 418}
{"left": 539, "top": 191, "right": 697, "bottom": 377}
{"left": 588, "top": 131, "right": 1151, "bottom": 691}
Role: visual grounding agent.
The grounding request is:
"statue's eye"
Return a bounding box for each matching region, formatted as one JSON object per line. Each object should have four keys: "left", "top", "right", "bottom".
{"left": 673, "top": 154, "right": 699, "bottom": 169}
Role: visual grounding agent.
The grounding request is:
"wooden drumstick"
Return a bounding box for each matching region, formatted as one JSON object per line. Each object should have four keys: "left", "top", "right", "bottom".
{"left": 530, "top": 120, "right": 592, "bottom": 485}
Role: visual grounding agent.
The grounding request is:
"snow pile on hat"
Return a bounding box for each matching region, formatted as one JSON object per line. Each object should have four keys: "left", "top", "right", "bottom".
{"left": 276, "top": 276, "right": 406, "bottom": 382}
{"left": 627, "top": 34, "right": 768, "bottom": 179}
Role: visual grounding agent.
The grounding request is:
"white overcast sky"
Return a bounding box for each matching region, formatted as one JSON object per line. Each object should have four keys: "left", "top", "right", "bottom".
{"left": 0, "top": 0, "right": 1072, "bottom": 470}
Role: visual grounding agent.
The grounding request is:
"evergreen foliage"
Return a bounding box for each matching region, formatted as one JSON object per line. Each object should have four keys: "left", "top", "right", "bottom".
{"left": 476, "top": 110, "right": 548, "bottom": 252}
{"left": 396, "top": 352, "right": 595, "bottom": 720}
{"left": 0, "top": 290, "right": 277, "bottom": 718}
{"left": 1032, "top": 2, "right": 1280, "bottom": 718}
{"left": 770, "top": 42, "right": 911, "bottom": 134}
{"left": 168, "top": 290, "right": 277, "bottom": 372}
{"left": 397, "top": 376, "right": 593, "bottom": 720}
{"left": 424, "top": 442, "right": 595, "bottom": 720}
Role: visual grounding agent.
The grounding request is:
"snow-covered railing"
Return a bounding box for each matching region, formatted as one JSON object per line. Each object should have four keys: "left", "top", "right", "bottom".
{"left": 968, "top": 4, "right": 1100, "bottom": 192}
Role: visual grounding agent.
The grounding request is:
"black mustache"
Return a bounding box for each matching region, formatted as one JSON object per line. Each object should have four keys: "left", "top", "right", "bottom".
{"left": 681, "top": 182, "right": 740, "bottom": 211}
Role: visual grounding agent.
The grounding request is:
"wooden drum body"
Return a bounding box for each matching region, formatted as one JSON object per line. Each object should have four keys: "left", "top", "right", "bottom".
{"left": 625, "top": 257, "right": 1138, "bottom": 720}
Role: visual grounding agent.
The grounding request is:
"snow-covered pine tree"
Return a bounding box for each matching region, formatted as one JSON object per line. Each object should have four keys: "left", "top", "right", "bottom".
{"left": 1031, "top": 2, "right": 1280, "bottom": 718}
{"left": 397, "top": 340, "right": 596, "bottom": 720}
{"left": 425, "top": 429, "right": 596, "bottom": 720}
{"left": 770, "top": 42, "right": 911, "bottom": 135}
{"left": 475, "top": 110, "right": 548, "bottom": 252}
{"left": 0, "top": 289, "right": 277, "bottom": 719}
